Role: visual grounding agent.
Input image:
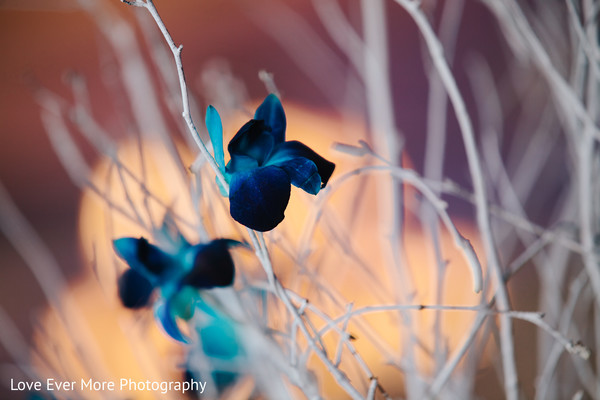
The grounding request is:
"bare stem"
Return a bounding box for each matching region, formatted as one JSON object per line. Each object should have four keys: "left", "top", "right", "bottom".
{"left": 122, "top": 0, "right": 229, "bottom": 194}
{"left": 247, "top": 231, "right": 364, "bottom": 399}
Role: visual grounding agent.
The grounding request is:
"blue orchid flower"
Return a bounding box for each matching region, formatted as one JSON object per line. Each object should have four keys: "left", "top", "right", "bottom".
{"left": 186, "top": 298, "right": 245, "bottom": 394}
{"left": 113, "top": 234, "right": 241, "bottom": 343}
{"left": 206, "top": 94, "right": 336, "bottom": 231}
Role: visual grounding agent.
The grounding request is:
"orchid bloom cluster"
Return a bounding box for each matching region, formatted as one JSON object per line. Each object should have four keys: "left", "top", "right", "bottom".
{"left": 206, "top": 94, "right": 336, "bottom": 231}
{"left": 114, "top": 217, "right": 248, "bottom": 392}
{"left": 113, "top": 222, "right": 241, "bottom": 344}
{"left": 112, "top": 95, "right": 334, "bottom": 392}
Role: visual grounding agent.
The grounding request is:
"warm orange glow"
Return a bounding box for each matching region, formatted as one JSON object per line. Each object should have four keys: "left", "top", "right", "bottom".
{"left": 32, "top": 99, "right": 490, "bottom": 398}
{"left": 31, "top": 277, "right": 182, "bottom": 400}
{"left": 298, "top": 217, "right": 487, "bottom": 398}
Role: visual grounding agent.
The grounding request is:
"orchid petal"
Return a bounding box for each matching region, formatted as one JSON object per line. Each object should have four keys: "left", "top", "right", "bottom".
{"left": 228, "top": 120, "right": 275, "bottom": 165}
{"left": 206, "top": 105, "right": 225, "bottom": 171}
{"left": 200, "top": 318, "right": 240, "bottom": 360}
{"left": 182, "top": 239, "right": 239, "bottom": 289}
{"left": 117, "top": 269, "right": 154, "bottom": 309}
{"left": 229, "top": 166, "right": 291, "bottom": 231}
{"left": 272, "top": 157, "right": 321, "bottom": 195}
{"left": 213, "top": 372, "right": 238, "bottom": 392}
{"left": 216, "top": 173, "right": 230, "bottom": 197}
{"left": 113, "top": 237, "right": 171, "bottom": 282}
{"left": 227, "top": 154, "right": 259, "bottom": 173}
{"left": 268, "top": 141, "right": 335, "bottom": 189}
{"left": 254, "top": 93, "right": 286, "bottom": 144}
{"left": 196, "top": 300, "right": 242, "bottom": 389}
{"left": 169, "top": 286, "right": 198, "bottom": 320}
{"left": 154, "top": 298, "right": 190, "bottom": 343}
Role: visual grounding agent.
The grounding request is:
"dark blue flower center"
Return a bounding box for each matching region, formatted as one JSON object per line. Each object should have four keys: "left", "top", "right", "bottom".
{"left": 227, "top": 119, "right": 275, "bottom": 168}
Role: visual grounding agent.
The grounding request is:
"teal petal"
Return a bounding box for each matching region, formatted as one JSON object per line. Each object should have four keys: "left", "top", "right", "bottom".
{"left": 227, "top": 154, "right": 259, "bottom": 173}
{"left": 215, "top": 171, "right": 231, "bottom": 197}
{"left": 169, "top": 286, "right": 198, "bottom": 320}
{"left": 154, "top": 298, "right": 190, "bottom": 343}
{"left": 113, "top": 237, "right": 171, "bottom": 284}
{"left": 200, "top": 319, "right": 240, "bottom": 360}
{"left": 195, "top": 301, "right": 242, "bottom": 392}
{"left": 206, "top": 105, "right": 225, "bottom": 171}
{"left": 217, "top": 178, "right": 228, "bottom": 196}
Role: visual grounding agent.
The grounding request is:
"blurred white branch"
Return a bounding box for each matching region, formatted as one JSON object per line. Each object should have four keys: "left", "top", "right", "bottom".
{"left": 393, "top": 1, "right": 518, "bottom": 397}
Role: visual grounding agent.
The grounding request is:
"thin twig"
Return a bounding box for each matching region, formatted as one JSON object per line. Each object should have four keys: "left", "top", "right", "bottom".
{"left": 309, "top": 164, "right": 483, "bottom": 293}
{"left": 122, "top": 0, "right": 229, "bottom": 193}
{"left": 248, "top": 232, "right": 364, "bottom": 399}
